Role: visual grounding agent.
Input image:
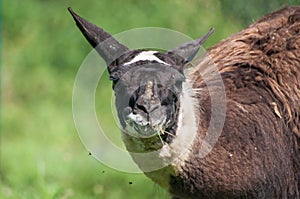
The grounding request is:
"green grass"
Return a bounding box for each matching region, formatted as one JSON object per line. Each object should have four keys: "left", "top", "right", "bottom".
{"left": 2, "top": 0, "right": 297, "bottom": 198}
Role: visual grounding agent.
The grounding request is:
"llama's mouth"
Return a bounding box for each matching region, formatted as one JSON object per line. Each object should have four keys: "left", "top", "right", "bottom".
{"left": 124, "top": 112, "right": 167, "bottom": 138}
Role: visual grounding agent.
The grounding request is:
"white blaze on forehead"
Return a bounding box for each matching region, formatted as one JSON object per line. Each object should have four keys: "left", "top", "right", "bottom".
{"left": 123, "top": 51, "right": 170, "bottom": 66}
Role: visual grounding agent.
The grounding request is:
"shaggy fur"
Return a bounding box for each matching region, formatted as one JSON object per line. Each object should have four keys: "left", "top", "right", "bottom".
{"left": 168, "top": 6, "right": 300, "bottom": 198}
{"left": 69, "top": 6, "right": 300, "bottom": 199}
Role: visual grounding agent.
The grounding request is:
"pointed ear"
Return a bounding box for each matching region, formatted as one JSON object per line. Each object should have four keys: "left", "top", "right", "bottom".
{"left": 68, "top": 7, "right": 129, "bottom": 69}
{"left": 168, "top": 28, "right": 214, "bottom": 63}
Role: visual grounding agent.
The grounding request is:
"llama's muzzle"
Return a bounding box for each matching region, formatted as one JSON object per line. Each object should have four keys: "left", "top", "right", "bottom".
{"left": 124, "top": 105, "right": 168, "bottom": 138}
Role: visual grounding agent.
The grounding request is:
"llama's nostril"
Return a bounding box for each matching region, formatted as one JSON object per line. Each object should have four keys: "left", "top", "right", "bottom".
{"left": 136, "top": 104, "right": 148, "bottom": 113}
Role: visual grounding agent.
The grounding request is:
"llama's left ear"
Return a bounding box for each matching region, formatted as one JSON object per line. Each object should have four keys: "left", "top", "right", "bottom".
{"left": 68, "top": 7, "right": 129, "bottom": 68}
{"left": 168, "top": 28, "right": 214, "bottom": 63}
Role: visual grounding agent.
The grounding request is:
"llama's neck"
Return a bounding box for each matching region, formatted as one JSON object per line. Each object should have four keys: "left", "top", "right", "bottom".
{"left": 144, "top": 80, "right": 200, "bottom": 189}
{"left": 158, "top": 80, "right": 199, "bottom": 166}
{"left": 122, "top": 80, "right": 199, "bottom": 189}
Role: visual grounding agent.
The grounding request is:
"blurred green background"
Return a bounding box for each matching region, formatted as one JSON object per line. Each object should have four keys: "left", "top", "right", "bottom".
{"left": 2, "top": 0, "right": 298, "bottom": 198}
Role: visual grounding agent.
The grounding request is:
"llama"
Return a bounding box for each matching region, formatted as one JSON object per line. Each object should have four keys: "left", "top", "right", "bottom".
{"left": 69, "top": 6, "right": 300, "bottom": 198}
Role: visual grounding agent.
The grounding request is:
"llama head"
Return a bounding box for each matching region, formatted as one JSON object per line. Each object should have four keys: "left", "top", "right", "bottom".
{"left": 69, "top": 8, "right": 213, "bottom": 140}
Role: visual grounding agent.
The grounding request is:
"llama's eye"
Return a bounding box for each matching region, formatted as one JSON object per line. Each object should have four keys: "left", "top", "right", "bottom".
{"left": 110, "top": 77, "right": 120, "bottom": 90}
{"left": 109, "top": 70, "right": 123, "bottom": 82}
{"left": 110, "top": 76, "right": 120, "bottom": 86}
{"left": 111, "top": 78, "right": 119, "bottom": 85}
{"left": 160, "top": 89, "right": 174, "bottom": 105}
{"left": 109, "top": 75, "right": 117, "bottom": 81}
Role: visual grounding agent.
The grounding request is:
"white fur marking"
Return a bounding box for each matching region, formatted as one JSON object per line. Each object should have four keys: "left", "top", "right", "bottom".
{"left": 127, "top": 113, "right": 149, "bottom": 126}
{"left": 123, "top": 51, "right": 170, "bottom": 66}
{"left": 159, "top": 81, "right": 199, "bottom": 171}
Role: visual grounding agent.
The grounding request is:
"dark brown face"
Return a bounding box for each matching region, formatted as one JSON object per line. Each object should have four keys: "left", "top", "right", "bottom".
{"left": 68, "top": 7, "right": 214, "bottom": 139}
{"left": 111, "top": 51, "right": 186, "bottom": 138}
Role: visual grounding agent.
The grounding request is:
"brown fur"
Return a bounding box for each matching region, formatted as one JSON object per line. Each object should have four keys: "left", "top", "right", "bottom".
{"left": 169, "top": 6, "right": 300, "bottom": 198}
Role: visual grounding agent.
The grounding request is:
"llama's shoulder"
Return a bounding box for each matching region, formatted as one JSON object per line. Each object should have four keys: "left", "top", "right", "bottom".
{"left": 206, "top": 6, "right": 300, "bottom": 137}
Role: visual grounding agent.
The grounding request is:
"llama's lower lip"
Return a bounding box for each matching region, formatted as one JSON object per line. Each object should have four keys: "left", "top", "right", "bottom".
{"left": 134, "top": 124, "right": 158, "bottom": 137}
{"left": 126, "top": 112, "right": 149, "bottom": 126}
{"left": 125, "top": 121, "right": 159, "bottom": 138}
{"left": 125, "top": 113, "right": 162, "bottom": 138}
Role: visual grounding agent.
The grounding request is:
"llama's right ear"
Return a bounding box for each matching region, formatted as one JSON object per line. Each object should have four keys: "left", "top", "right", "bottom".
{"left": 168, "top": 28, "right": 214, "bottom": 63}
{"left": 68, "top": 7, "right": 129, "bottom": 71}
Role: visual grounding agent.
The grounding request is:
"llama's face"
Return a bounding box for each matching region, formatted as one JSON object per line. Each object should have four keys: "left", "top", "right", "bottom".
{"left": 69, "top": 7, "right": 213, "bottom": 140}
{"left": 111, "top": 50, "right": 186, "bottom": 138}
